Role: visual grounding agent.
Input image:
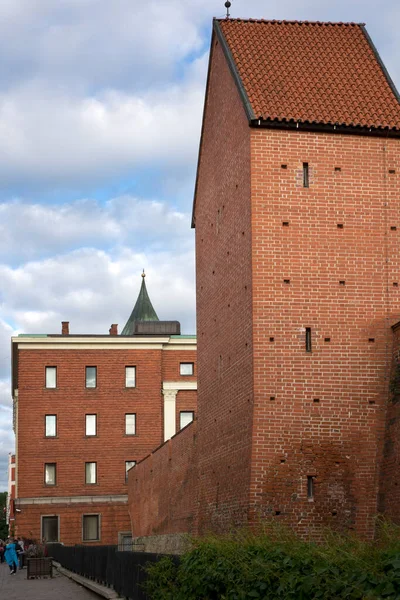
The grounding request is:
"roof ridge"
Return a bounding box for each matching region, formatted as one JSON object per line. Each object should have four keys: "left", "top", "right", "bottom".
{"left": 215, "top": 18, "right": 366, "bottom": 26}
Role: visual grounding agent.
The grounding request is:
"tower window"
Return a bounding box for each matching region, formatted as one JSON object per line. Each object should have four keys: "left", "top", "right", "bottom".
{"left": 306, "top": 328, "right": 312, "bottom": 352}
{"left": 303, "top": 163, "right": 309, "bottom": 188}
{"left": 307, "top": 476, "right": 315, "bottom": 499}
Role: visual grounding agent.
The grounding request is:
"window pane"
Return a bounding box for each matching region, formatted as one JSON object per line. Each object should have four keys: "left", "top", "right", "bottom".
{"left": 180, "top": 363, "right": 193, "bottom": 376}
{"left": 45, "top": 367, "right": 57, "bottom": 388}
{"left": 85, "top": 462, "right": 97, "bottom": 484}
{"left": 86, "top": 415, "right": 97, "bottom": 436}
{"left": 86, "top": 367, "right": 97, "bottom": 388}
{"left": 45, "top": 415, "right": 56, "bottom": 437}
{"left": 125, "top": 461, "right": 136, "bottom": 481}
{"left": 180, "top": 411, "right": 194, "bottom": 430}
{"left": 42, "top": 516, "right": 59, "bottom": 543}
{"left": 125, "top": 366, "right": 136, "bottom": 388}
{"left": 83, "top": 515, "right": 99, "bottom": 541}
{"left": 45, "top": 463, "right": 56, "bottom": 485}
{"left": 125, "top": 414, "right": 136, "bottom": 435}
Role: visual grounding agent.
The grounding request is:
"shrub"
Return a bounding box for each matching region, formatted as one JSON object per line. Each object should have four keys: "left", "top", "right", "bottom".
{"left": 144, "top": 522, "right": 400, "bottom": 599}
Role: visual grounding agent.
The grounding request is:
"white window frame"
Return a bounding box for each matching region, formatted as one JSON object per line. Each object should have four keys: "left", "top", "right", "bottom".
{"left": 82, "top": 514, "right": 101, "bottom": 542}
{"left": 180, "top": 363, "right": 194, "bottom": 376}
{"left": 125, "top": 414, "right": 136, "bottom": 436}
{"left": 180, "top": 411, "right": 195, "bottom": 430}
{"left": 45, "top": 367, "right": 57, "bottom": 388}
{"left": 85, "top": 366, "right": 97, "bottom": 389}
{"left": 85, "top": 462, "right": 97, "bottom": 484}
{"left": 125, "top": 366, "right": 136, "bottom": 388}
{"left": 45, "top": 415, "right": 57, "bottom": 437}
{"left": 85, "top": 414, "right": 97, "bottom": 437}
{"left": 125, "top": 460, "right": 136, "bottom": 482}
{"left": 44, "top": 463, "right": 56, "bottom": 486}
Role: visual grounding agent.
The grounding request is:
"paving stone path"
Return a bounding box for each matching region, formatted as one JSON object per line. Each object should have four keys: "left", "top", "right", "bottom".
{"left": 0, "top": 561, "right": 100, "bottom": 599}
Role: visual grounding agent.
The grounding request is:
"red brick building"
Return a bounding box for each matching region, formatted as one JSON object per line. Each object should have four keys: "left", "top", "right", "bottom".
{"left": 11, "top": 274, "right": 197, "bottom": 545}
{"left": 6, "top": 453, "right": 16, "bottom": 535}
{"left": 128, "top": 18, "right": 400, "bottom": 540}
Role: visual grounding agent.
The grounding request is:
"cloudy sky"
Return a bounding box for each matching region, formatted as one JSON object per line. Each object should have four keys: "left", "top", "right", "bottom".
{"left": 0, "top": 0, "right": 399, "bottom": 490}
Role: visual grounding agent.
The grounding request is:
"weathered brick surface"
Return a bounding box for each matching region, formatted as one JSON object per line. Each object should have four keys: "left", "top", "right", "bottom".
{"left": 128, "top": 421, "right": 198, "bottom": 536}
{"left": 194, "top": 35, "right": 254, "bottom": 533}
{"left": 379, "top": 324, "right": 400, "bottom": 519}
{"left": 126, "top": 29, "right": 400, "bottom": 541}
{"left": 249, "top": 129, "right": 400, "bottom": 538}
{"left": 15, "top": 345, "right": 197, "bottom": 543}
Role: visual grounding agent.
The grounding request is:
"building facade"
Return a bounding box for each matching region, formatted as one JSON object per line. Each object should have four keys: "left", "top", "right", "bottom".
{"left": 6, "top": 453, "right": 16, "bottom": 535}
{"left": 128, "top": 18, "right": 400, "bottom": 541}
{"left": 12, "top": 275, "right": 197, "bottom": 545}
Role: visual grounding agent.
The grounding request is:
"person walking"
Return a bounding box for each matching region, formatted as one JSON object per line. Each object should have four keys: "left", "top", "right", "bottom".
{"left": 0, "top": 540, "right": 5, "bottom": 563}
{"left": 4, "top": 538, "right": 18, "bottom": 574}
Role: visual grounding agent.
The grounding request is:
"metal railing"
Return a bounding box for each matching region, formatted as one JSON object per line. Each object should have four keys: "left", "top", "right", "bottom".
{"left": 48, "top": 543, "right": 178, "bottom": 600}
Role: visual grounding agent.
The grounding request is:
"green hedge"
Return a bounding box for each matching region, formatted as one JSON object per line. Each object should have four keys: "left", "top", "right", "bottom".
{"left": 144, "top": 524, "right": 400, "bottom": 599}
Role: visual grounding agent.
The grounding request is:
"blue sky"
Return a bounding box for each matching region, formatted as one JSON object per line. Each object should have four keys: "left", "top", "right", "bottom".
{"left": 1, "top": 0, "right": 400, "bottom": 490}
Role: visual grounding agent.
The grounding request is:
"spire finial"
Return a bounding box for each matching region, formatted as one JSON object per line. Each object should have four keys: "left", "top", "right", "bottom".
{"left": 142, "top": 269, "right": 146, "bottom": 278}
{"left": 225, "top": 1, "right": 231, "bottom": 19}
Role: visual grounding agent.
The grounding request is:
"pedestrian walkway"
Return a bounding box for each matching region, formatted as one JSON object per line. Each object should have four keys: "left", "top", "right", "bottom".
{"left": 0, "top": 561, "right": 100, "bottom": 599}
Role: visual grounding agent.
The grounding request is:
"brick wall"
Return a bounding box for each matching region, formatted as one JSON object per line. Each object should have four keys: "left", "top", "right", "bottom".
{"left": 15, "top": 502, "right": 130, "bottom": 545}
{"left": 128, "top": 421, "right": 198, "bottom": 537}
{"left": 249, "top": 130, "right": 400, "bottom": 538}
{"left": 379, "top": 323, "right": 400, "bottom": 520}
{"left": 125, "top": 33, "right": 400, "bottom": 542}
{"left": 15, "top": 343, "right": 197, "bottom": 544}
{"left": 17, "top": 349, "right": 164, "bottom": 498}
{"left": 194, "top": 34, "right": 254, "bottom": 533}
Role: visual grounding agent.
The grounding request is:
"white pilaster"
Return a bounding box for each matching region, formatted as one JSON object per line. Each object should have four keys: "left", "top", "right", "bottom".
{"left": 163, "top": 389, "right": 178, "bottom": 441}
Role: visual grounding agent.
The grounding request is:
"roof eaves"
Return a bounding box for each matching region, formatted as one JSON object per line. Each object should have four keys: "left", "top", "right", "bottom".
{"left": 251, "top": 117, "right": 400, "bottom": 138}
{"left": 360, "top": 25, "right": 400, "bottom": 106}
{"left": 213, "top": 19, "right": 255, "bottom": 123}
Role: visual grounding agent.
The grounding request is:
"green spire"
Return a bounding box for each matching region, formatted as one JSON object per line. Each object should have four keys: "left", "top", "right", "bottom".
{"left": 121, "top": 271, "right": 159, "bottom": 335}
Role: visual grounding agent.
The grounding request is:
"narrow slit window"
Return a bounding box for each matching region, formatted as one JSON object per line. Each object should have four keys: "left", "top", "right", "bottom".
{"left": 306, "top": 328, "right": 312, "bottom": 352}
{"left": 307, "top": 476, "right": 314, "bottom": 499}
{"left": 303, "top": 163, "right": 309, "bottom": 188}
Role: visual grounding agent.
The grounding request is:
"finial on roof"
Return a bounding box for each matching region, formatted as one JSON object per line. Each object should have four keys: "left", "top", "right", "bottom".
{"left": 142, "top": 269, "right": 146, "bottom": 278}
{"left": 225, "top": 1, "right": 231, "bottom": 19}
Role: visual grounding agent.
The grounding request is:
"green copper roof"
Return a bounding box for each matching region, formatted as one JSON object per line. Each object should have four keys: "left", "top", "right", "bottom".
{"left": 121, "top": 273, "right": 159, "bottom": 336}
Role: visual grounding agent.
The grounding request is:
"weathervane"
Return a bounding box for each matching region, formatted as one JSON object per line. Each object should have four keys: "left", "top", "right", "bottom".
{"left": 142, "top": 269, "right": 146, "bottom": 278}
{"left": 225, "top": 1, "right": 231, "bottom": 19}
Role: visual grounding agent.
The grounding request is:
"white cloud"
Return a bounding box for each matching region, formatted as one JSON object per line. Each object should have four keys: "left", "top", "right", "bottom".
{"left": 1, "top": 245, "right": 196, "bottom": 336}
{"left": 0, "top": 75, "right": 206, "bottom": 186}
{"left": 0, "top": 194, "right": 192, "bottom": 261}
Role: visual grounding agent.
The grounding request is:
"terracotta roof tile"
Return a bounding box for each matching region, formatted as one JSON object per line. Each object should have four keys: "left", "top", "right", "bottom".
{"left": 217, "top": 19, "right": 400, "bottom": 130}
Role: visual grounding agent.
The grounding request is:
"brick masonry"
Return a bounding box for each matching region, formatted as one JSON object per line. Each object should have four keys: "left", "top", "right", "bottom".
{"left": 14, "top": 343, "right": 197, "bottom": 544}
{"left": 128, "top": 31, "right": 400, "bottom": 541}
{"left": 379, "top": 324, "right": 400, "bottom": 519}
{"left": 128, "top": 421, "right": 198, "bottom": 537}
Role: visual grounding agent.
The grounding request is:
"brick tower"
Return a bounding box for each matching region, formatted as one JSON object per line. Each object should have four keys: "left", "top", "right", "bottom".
{"left": 192, "top": 19, "right": 400, "bottom": 538}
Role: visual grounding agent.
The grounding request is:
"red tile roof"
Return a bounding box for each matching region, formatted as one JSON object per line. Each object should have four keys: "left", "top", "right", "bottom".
{"left": 217, "top": 19, "right": 400, "bottom": 131}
